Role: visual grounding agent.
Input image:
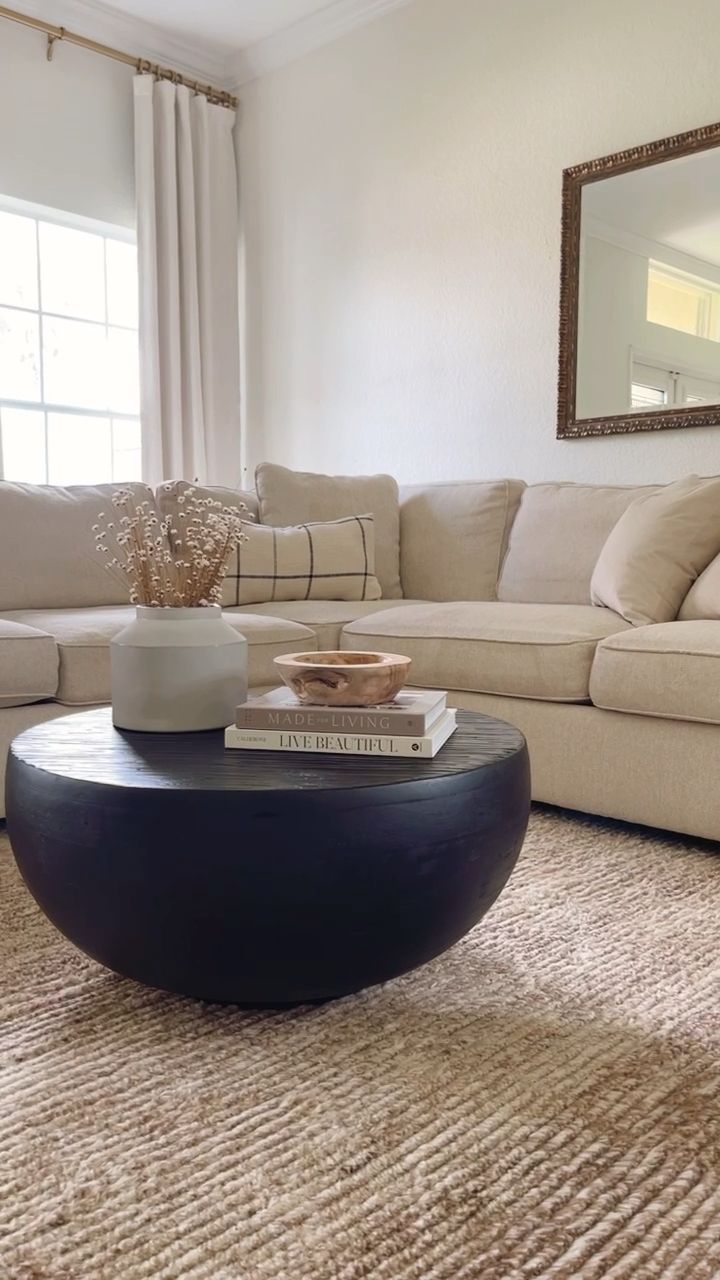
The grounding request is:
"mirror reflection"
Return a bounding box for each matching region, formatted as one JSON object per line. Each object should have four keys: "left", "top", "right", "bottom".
{"left": 576, "top": 147, "right": 720, "bottom": 420}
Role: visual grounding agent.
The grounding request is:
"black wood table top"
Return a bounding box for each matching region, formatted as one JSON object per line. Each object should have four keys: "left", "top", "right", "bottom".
{"left": 10, "top": 706, "right": 526, "bottom": 793}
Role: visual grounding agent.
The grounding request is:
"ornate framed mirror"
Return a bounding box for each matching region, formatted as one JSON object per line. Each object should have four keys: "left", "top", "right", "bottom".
{"left": 557, "top": 120, "right": 720, "bottom": 438}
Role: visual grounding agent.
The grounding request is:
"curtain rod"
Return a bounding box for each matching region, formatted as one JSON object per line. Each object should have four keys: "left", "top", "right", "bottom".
{"left": 0, "top": 4, "right": 238, "bottom": 108}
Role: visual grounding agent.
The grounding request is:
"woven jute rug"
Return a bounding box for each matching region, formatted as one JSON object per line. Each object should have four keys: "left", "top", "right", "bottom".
{"left": 1, "top": 809, "right": 719, "bottom": 1280}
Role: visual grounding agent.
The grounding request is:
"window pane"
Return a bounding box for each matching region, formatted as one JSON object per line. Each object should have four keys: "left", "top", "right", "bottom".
{"left": 0, "top": 211, "right": 38, "bottom": 310}
{"left": 646, "top": 262, "right": 720, "bottom": 343}
{"left": 112, "top": 417, "right": 141, "bottom": 481}
{"left": 677, "top": 373, "right": 720, "bottom": 405}
{"left": 113, "top": 449, "right": 141, "bottom": 482}
{"left": 43, "top": 315, "right": 107, "bottom": 410}
{"left": 647, "top": 275, "right": 703, "bottom": 337}
{"left": 0, "top": 407, "right": 46, "bottom": 482}
{"left": 0, "top": 306, "right": 41, "bottom": 401}
{"left": 107, "top": 327, "right": 140, "bottom": 414}
{"left": 39, "top": 222, "right": 105, "bottom": 321}
{"left": 112, "top": 417, "right": 141, "bottom": 452}
{"left": 631, "top": 382, "right": 667, "bottom": 410}
{"left": 0, "top": 210, "right": 140, "bottom": 488}
{"left": 106, "top": 239, "right": 138, "bottom": 328}
{"left": 47, "top": 413, "right": 111, "bottom": 485}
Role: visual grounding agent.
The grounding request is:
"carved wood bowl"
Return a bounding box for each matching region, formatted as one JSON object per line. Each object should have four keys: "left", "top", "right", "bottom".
{"left": 273, "top": 650, "right": 412, "bottom": 707}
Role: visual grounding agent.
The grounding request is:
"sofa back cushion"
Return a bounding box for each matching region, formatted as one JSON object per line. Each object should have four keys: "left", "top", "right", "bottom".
{"left": 0, "top": 480, "right": 155, "bottom": 610}
{"left": 157, "top": 481, "right": 259, "bottom": 526}
{"left": 590, "top": 474, "right": 720, "bottom": 625}
{"left": 399, "top": 480, "right": 525, "bottom": 600}
{"left": 497, "top": 482, "right": 658, "bottom": 605}
{"left": 256, "top": 463, "right": 402, "bottom": 598}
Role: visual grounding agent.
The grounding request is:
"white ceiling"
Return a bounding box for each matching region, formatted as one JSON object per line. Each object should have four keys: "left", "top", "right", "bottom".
{"left": 23, "top": 0, "right": 413, "bottom": 83}
{"left": 583, "top": 148, "right": 720, "bottom": 268}
{"left": 94, "top": 0, "right": 340, "bottom": 52}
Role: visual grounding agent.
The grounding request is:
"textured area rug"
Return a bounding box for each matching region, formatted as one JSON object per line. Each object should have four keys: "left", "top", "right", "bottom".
{"left": 1, "top": 809, "right": 719, "bottom": 1280}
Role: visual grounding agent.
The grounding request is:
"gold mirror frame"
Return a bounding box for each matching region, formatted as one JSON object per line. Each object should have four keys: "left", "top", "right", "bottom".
{"left": 557, "top": 120, "right": 720, "bottom": 438}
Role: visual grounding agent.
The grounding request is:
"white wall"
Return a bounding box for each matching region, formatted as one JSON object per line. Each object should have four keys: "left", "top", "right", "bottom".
{"left": 238, "top": 0, "right": 720, "bottom": 485}
{"left": 0, "top": 19, "right": 135, "bottom": 228}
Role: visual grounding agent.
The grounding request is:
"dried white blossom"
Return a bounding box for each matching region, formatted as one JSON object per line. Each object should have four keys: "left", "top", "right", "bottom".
{"left": 93, "top": 484, "right": 250, "bottom": 608}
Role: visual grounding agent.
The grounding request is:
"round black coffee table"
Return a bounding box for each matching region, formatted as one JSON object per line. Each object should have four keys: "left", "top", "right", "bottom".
{"left": 6, "top": 707, "right": 530, "bottom": 1004}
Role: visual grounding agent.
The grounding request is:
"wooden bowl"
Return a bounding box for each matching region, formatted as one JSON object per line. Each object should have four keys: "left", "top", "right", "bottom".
{"left": 273, "top": 650, "right": 412, "bottom": 707}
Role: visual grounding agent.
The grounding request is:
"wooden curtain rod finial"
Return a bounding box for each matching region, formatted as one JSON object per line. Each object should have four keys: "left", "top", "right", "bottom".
{"left": 46, "top": 26, "right": 63, "bottom": 60}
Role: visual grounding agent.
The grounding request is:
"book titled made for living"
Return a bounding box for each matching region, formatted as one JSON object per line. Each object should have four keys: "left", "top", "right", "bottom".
{"left": 225, "top": 709, "right": 457, "bottom": 758}
{"left": 235, "top": 686, "right": 447, "bottom": 736}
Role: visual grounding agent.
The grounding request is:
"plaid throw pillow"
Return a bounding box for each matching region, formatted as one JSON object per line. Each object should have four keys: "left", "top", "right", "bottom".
{"left": 223, "top": 515, "right": 382, "bottom": 606}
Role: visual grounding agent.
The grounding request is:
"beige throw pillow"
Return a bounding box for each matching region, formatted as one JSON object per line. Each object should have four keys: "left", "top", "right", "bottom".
{"left": 590, "top": 474, "right": 720, "bottom": 625}
{"left": 224, "top": 515, "right": 382, "bottom": 607}
{"left": 255, "top": 463, "right": 402, "bottom": 598}
{"left": 678, "top": 551, "right": 720, "bottom": 620}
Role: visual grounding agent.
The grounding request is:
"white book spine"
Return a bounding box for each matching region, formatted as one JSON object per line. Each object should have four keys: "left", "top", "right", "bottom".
{"left": 225, "top": 711, "right": 456, "bottom": 758}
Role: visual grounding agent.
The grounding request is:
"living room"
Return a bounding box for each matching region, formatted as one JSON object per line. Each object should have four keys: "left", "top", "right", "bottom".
{"left": 1, "top": 0, "right": 719, "bottom": 1276}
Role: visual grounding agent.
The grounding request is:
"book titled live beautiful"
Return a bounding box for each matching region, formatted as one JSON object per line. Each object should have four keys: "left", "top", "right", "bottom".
{"left": 225, "top": 708, "right": 457, "bottom": 758}
{"left": 235, "top": 686, "right": 447, "bottom": 736}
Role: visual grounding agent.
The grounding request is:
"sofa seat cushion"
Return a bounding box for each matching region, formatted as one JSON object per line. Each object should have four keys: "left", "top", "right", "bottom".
{"left": 0, "top": 619, "right": 58, "bottom": 708}
{"left": 0, "top": 608, "right": 316, "bottom": 706}
{"left": 223, "top": 613, "right": 317, "bottom": 684}
{"left": 228, "top": 599, "right": 427, "bottom": 651}
{"left": 0, "top": 607, "right": 131, "bottom": 706}
{"left": 590, "top": 621, "right": 720, "bottom": 724}
{"left": 341, "top": 602, "right": 631, "bottom": 702}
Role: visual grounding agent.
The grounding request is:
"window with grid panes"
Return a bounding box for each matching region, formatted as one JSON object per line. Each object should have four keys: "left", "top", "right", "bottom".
{"left": 0, "top": 201, "right": 141, "bottom": 485}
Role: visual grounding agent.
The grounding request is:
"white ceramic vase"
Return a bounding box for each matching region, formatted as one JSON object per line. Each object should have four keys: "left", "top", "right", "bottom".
{"left": 110, "top": 605, "right": 248, "bottom": 732}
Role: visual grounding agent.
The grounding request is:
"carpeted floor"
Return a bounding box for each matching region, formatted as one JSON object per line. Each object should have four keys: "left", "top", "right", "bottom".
{"left": 1, "top": 809, "right": 719, "bottom": 1280}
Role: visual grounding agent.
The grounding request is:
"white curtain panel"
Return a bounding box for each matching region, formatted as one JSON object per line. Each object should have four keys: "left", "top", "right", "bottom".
{"left": 133, "top": 75, "right": 241, "bottom": 487}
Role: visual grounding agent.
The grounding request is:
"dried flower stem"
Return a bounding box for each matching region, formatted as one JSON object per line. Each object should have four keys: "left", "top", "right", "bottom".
{"left": 93, "top": 485, "right": 250, "bottom": 608}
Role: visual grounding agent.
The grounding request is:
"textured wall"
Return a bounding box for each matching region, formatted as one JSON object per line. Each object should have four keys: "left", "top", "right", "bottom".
{"left": 0, "top": 20, "right": 134, "bottom": 227}
{"left": 238, "top": 0, "right": 720, "bottom": 485}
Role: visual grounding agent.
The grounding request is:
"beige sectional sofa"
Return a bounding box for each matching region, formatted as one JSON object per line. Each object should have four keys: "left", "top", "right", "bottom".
{"left": 2, "top": 470, "right": 720, "bottom": 842}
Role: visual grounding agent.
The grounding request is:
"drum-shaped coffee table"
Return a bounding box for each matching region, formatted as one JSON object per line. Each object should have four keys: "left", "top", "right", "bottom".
{"left": 6, "top": 707, "right": 530, "bottom": 1004}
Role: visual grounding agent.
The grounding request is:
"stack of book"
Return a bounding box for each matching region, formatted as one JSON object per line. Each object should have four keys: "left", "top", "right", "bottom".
{"left": 224, "top": 687, "right": 455, "bottom": 758}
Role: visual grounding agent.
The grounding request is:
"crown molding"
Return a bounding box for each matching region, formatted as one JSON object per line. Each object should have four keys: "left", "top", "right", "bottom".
{"left": 229, "top": 0, "right": 416, "bottom": 88}
{"left": 583, "top": 215, "right": 720, "bottom": 284}
{"left": 8, "top": 0, "right": 231, "bottom": 84}
{"left": 7, "top": 0, "right": 418, "bottom": 90}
